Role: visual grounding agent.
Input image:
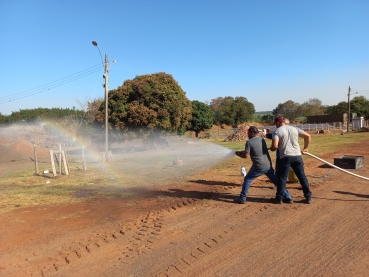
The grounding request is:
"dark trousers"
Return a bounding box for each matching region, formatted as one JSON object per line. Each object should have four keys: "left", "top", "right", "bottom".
{"left": 276, "top": 156, "right": 312, "bottom": 201}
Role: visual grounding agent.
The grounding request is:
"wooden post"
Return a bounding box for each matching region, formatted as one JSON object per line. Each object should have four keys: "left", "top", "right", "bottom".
{"left": 82, "top": 145, "right": 86, "bottom": 171}
{"left": 50, "top": 150, "right": 57, "bottom": 177}
{"left": 100, "top": 151, "right": 114, "bottom": 163}
{"left": 58, "top": 143, "right": 62, "bottom": 175}
{"left": 50, "top": 149, "right": 70, "bottom": 177}
{"left": 108, "top": 150, "right": 114, "bottom": 162}
{"left": 34, "top": 144, "right": 39, "bottom": 174}
{"left": 64, "top": 150, "right": 70, "bottom": 174}
{"left": 61, "top": 151, "right": 69, "bottom": 175}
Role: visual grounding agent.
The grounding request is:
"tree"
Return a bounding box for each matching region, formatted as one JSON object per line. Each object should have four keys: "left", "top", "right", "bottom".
{"left": 1, "top": 108, "right": 84, "bottom": 124}
{"left": 272, "top": 100, "right": 302, "bottom": 121}
{"left": 210, "top": 96, "right": 255, "bottom": 125}
{"left": 324, "top": 101, "right": 348, "bottom": 115}
{"left": 350, "top": 96, "right": 369, "bottom": 119}
{"left": 300, "top": 98, "right": 325, "bottom": 117}
{"left": 188, "top": 100, "right": 214, "bottom": 137}
{"left": 232, "top": 96, "right": 255, "bottom": 124}
{"left": 0, "top": 112, "right": 5, "bottom": 124}
{"left": 79, "top": 97, "right": 104, "bottom": 123}
{"left": 210, "top": 96, "right": 233, "bottom": 125}
{"left": 253, "top": 113, "right": 274, "bottom": 123}
{"left": 101, "top": 72, "right": 192, "bottom": 139}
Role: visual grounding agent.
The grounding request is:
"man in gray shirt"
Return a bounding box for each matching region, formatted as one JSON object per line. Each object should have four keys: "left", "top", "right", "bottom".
{"left": 271, "top": 116, "right": 312, "bottom": 204}
{"left": 235, "top": 126, "right": 292, "bottom": 204}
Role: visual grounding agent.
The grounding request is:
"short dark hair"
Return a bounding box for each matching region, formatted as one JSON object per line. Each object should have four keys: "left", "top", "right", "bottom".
{"left": 273, "top": 116, "right": 284, "bottom": 124}
{"left": 248, "top": 126, "right": 259, "bottom": 134}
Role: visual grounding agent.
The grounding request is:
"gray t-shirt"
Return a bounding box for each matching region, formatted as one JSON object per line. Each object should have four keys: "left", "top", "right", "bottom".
{"left": 245, "top": 136, "right": 272, "bottom": 171}
{"left": 272, "top": 125, "right": 304, "bottom": 159}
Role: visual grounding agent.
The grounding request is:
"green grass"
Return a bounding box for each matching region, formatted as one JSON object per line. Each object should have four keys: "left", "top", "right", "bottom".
{"left": 201, "top": 131, "right": 369, "bottom": 178}
{"left": 209, "top": 130, "right": 369, "bottom": 156}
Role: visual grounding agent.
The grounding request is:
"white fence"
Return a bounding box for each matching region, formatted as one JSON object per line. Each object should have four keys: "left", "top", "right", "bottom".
{"left": 203, "top": 120, "right": 368, "bottom": 140}
{"left": 260, "top": 121, "right": 368, "bottom": 132}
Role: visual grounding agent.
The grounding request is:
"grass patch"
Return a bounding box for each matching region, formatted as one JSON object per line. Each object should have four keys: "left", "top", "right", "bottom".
{"left": 0, "top": 163, "right": 135, "bottom": 213}
{"left": 1, "top": 131, "right": 368, "bottom": 213}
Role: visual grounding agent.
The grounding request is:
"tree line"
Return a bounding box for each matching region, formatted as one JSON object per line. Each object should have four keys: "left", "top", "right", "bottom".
{"left": 1, "top": 72, "right": 368, "bottom": 139}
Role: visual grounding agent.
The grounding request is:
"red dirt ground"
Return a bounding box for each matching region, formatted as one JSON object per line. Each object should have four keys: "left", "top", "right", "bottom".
{"left": 1, "top": 135, "right": 369, "bottom": 277}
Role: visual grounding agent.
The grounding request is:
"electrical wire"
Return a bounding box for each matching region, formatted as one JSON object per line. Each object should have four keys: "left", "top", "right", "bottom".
{"left": 0, "top": 64, "right": 103, "bottom": 104}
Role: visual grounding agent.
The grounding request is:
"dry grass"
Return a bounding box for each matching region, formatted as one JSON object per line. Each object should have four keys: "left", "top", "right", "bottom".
{"left": 1, "top": 131, "right": 368, "bottom": 214}
{"left": 0, "top": 163, "right": 134, "bottom": 213}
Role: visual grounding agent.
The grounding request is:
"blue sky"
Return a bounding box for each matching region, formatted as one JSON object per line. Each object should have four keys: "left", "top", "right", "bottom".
{"left": 0, "top": 0, "right": 368, "bottom": 115}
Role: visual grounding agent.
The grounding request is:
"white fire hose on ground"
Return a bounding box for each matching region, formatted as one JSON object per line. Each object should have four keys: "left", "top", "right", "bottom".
{"left": 305, "top": 152, "right": 369, "bottom": 181}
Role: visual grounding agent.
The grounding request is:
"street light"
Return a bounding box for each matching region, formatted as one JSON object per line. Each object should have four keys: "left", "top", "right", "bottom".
{"left": 347, "top": 86, "right": 358, "bottom": 132}
{"left": 92, "top": 41, "right": 109, "bottom": 158}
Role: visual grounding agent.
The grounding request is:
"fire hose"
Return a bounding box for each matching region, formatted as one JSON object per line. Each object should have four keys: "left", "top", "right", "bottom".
{"left": 305, "top": 152, "right": 369, "bottom": 181}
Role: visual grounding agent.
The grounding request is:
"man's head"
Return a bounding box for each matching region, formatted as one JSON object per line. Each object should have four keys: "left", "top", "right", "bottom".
{"left": 284, "top": 118, "right": 290, "bottom": 125}
{"left": 248, "top": 126, "right": 259, "bottom": 138}
{"left": 274, "top": 116, "right": 285, "bottom": 127}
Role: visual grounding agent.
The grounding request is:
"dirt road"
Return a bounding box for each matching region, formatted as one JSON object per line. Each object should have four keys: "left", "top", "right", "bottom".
{"left": 1, "top": 141, "right": 369, "bottom": 276}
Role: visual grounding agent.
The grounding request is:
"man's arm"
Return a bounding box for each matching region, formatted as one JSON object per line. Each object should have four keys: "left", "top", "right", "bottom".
{"left": 270, "top": 138, "right": 279, "bottom": 151}
{"left": 235, "top": 151, "right": 250, "bottom": 158}
{"left": 300, "top": 131, "right": 311, "bottom": 154}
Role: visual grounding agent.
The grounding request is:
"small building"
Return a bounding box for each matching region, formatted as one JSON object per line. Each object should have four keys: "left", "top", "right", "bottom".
{"left": 352, "top": 117, "right": 364, "bottom": 129}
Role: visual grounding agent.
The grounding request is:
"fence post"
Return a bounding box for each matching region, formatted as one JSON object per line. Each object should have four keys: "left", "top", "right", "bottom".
{"left": 82, "top": 145, "right": 86, "bottom": 171}
{"left": 34, "top": 144, "right": 38, "bottom": 174}
{"left": 58, "top": 144, "right": 62, "bottom": 174}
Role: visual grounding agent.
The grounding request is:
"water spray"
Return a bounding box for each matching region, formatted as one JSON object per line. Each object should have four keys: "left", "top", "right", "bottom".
{"left": 305, "top": 152, "right": 369, "bottom": 181}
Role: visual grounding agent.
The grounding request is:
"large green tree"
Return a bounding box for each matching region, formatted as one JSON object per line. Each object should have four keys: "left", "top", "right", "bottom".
{"left": 210, "top": 96, "right": 233, "bottom": 125}
{"left": 323, "top": 96, "right": 369, "bottom": 120}
{"left": 300, "top": 98, "right": 325, "bottom": 117}
{"left": 100, "top": 72, "right": 192, "bottom": 139}
{"left": 210, "top": 96, "right": 255, "bottom": 125}
{"left": 272, "top": 100, "right": 302, "bottom": 121}
{"left": 232, "top": 96, "right": 255, "bottom": 124}
{"left": 188, "top": 100, "right": 214, "bottom": 137}
{"left": 350, "top": 96, "right": 369, "bottom": 119}
{"left": 324, "top": 101, "right": 348, "bottom": 115}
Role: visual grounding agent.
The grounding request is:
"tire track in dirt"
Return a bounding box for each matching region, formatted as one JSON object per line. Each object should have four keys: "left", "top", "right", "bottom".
{"left": 111, "top": 164, "right": 369, "bottom": 277}
{"left": 199, "top": 172, "right": 369, "bottom": 277}
{"left": 37, "top": 212, "right": 163, "bottom": 276}
{"left": 118, "top": 197, "right": 285, "bottom": 276}
{"left": 2, "top": 139, "right": 369, "bottom": 277}
{"left": 34, "top": 197, "right": 202, "bottom": 276}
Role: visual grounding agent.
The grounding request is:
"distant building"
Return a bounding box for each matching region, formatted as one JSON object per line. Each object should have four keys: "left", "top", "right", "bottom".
{"left": 306, "top": 113, "right": 356, "bottom": 123}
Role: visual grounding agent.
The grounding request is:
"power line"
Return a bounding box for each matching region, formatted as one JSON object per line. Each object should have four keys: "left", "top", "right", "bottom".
{"left": 0, "top": 64, "right": 103, "bottom": 104}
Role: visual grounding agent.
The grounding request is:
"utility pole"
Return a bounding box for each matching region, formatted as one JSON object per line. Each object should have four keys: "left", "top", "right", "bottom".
{"left": 347, "top": 86, "right": 351, "bottom": 132}
{"left": 104, "top": 54, "right": 109, "bottom": 154}
{"left": 92, "top": 41, "right": 114, "bottom": 162}
{"left": 347, "top": 86, "right": 359, "bottom": 132}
